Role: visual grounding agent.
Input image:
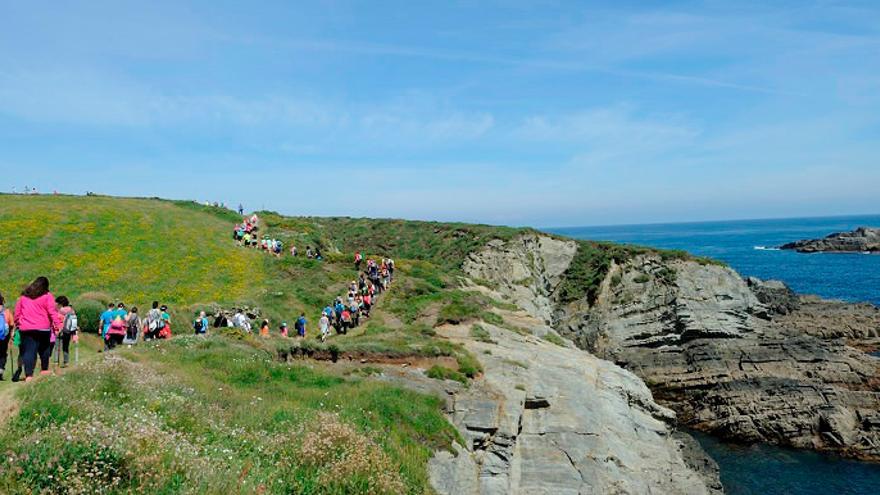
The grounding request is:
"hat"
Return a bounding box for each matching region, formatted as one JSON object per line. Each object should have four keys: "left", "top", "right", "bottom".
{"left": 281, "top": 322, "right": 288, "bottom": 327}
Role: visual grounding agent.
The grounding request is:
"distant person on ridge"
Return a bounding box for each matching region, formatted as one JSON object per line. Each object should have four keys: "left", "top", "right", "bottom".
{"left": 238, "top": 204, "right": 244, "bottom": 216}
{"left": 0, "top": 291, "right": 16, "bottom": 380}
{"left": 14, "top": 276, "right": 62, "bottom": 381}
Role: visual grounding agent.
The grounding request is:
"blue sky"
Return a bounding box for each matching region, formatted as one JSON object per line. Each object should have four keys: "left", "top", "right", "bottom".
{"left": 1, "top": 1, "right": 878, "bottom": 227}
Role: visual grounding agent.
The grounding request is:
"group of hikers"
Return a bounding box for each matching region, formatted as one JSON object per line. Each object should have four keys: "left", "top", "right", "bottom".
{"left": 98, "top": 301, "right": 173, "bottom": 350}
{"left": 0, "top": 274, "right": 182, "bottom": 382}
{"left": 232, "top": 215, "right": 325, "bottom": 260}
{"left": 0, "top": 277, "right": 81, "bottom": 382}
{"left": 0, "top": 213, "right": 398, "bottom": 383}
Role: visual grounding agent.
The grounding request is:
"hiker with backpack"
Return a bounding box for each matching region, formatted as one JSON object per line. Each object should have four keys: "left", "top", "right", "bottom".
{"left": 355, "top": 251, "right": 363, "bottom": 271}
{"left": 124, "top": 307, "right": 140, "bottom": 345}
{"left": 144, "top": 301, "right": 163, "bottom": 340}
{"left": 14, "top": 277, "right": 63, "bottom": 381}
{"left": 105, "top": 313, "right": 126, "bottom": 350}
{"left": 259, "top": 319, "right": 270, "bottom": 337}
{"left": 295, "top": 313, "right": 307, "bottom": 338}
{"left": 193, "top": 311, "right": 209, "bottom": 335}
{"left": 0, "top": 291, "right": 15, "bottom": 380}
{"left": 157, "top": 305, "right": 172, "bottom": 339}
{"left": 56, "top": 296, "right": 78, "bottom": 367}
{"left": 100, "top": 302, "right": 116, "bottom": 339}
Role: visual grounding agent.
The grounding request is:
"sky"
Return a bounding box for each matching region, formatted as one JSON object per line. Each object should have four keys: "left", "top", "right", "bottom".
{"left": 1, "top": 0, "right": 878, "bottom": 227}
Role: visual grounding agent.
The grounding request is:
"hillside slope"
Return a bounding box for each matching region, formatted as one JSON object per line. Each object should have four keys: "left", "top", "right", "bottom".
{"left": 0, "top": 195, "right": 264, "bottom": 310}
{"left": 0, "top": 195, "right": 724, "bottom": 494}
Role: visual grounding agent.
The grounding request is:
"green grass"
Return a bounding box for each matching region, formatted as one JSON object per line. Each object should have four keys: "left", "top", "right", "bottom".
{"left": 556, "top": 240, "right": 724, "bottom": 306}
{"left": 469, "top": 324, "right": 495, "bottom": 344}
{"left": 0, "top": 195, "right": 265, "bottom": 310}
{"left": 542, "top": 333, "right": 567, "bottom": 347}
{"left": 0, "top": 336, "right": 459, "bottom": 494}
{"left": 425, "top": 365, "right": 468, "bottom": 385}
{"left": 0, "top": 194, "right": 727, "bottom": 493}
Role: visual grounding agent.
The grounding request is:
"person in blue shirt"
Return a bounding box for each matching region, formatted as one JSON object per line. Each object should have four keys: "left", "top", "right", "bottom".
{"left": 99, "top": 303, "right": 116, "bottom": 339}
{"left": 114, "top": 302, "right": 128, "bottom": 322}
{"left": 295, "top": 313, "right": 307, "bottom": 338}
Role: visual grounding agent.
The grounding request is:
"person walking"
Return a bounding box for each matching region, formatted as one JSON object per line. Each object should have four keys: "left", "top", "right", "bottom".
{"left": 295, "top": 313, "right": 307, "bottom": 338}
{"left": 259, "top": 319, "right": 270, "bottom": 337}
{"left": 105, "top": 314, "right": 126, "bottom": 350}
{"left": 0, "top": 292, "right": 15, "bottom": 380}
{"left": 56, "top": 296, "right": 78, "bottom": 367}
{"left": 145, "top": 301, "right": 163, "bottom": 340}
{"left": 319, "top": 313, "right": 330, "bottom": 343}
{"left": 13, "top": 277, "right": 62, "bottom": 381}
{"left": 99, "top": 302, "right": 116, "bottom": 340}
{"left": 193, "top": 311, "right": 208, "bottom": 335}
{"left": 124, "top": 307, "right": 140, "bottom": 345}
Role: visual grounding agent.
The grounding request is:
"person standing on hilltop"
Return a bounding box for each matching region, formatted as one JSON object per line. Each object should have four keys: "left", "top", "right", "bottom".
{"left": 238, "top": 204, "right": 244, "bottom": 216}
{"left": 14, "top": 277, "right": 63, "bottom": 381}
{"left": 0, "top": 292, "right": 16, "bottom": 381}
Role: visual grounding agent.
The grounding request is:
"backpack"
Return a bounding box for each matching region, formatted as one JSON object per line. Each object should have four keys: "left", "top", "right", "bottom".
{"left": 127, "top": 316, "right": 139, "bottom": 338}
{"left": 148, "top": 309, "right": 163, "bottom": 331}
{"left": 62, "top": 312, "right": 78, "bottom": 335}
{"left": 0, "top": 310, "right": 8, "bottom": 341}
{"left": 194, "top": 318, "right": 205, "bottom": 333}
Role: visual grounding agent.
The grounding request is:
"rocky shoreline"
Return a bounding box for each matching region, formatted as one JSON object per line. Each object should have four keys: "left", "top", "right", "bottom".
{"left": 464, "top": 233, "right": 880, "bottom": 465}
{"left": 781, "top": 227, "right": 880, "bottom": 253}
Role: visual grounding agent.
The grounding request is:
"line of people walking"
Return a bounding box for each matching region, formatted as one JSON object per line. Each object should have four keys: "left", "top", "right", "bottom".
{"left": 0, "top": 277, "right": 79, "bottom": 382}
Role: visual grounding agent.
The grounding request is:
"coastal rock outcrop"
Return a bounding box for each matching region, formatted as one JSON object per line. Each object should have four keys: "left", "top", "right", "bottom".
{"left": 780, "top": 227, "right": 880, "bottom": 253}
{"left": 429, "top": 315, "right": 721, "bottom": 495}
{"left": 467, "top": 234, "right": 880, "bottom": 462}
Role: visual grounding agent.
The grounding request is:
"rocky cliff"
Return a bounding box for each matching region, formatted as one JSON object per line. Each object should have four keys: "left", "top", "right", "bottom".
{"left": 465, "top": 233, "right": 880, "bottom": 462}
{"left": 428, "top": 307, "right": 721, "bottom": 495}
{"left": 781, "top": 226, "right": 880, "bottom": 253}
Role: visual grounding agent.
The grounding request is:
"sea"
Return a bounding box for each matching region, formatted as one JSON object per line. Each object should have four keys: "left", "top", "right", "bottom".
{"left": 548, "top": 214, "right": 880, "bottom": 495}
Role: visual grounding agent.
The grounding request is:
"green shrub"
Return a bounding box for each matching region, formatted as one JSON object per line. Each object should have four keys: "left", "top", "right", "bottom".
{"left": 634, "top": 274, "right": 651, "bottom": 284}
{"left": 456, "top": 352, "right": 483, "bottom": 378}
{"left": 74, "top": 298, "right": 105, "bottom": 333}
{"left": 426, "top": 365, "right": 467, "bottom": 384}
{"left": 542, "top": 333, "right": 567, "bottom": 347}
{"left": 469, "top": 324, "right": 495, "bottom": 344}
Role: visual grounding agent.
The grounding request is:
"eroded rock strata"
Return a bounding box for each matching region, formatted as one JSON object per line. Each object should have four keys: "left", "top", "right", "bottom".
{"left": 428, "top": 317, "right": 721, "bottom": 495}
{"left": 466, "top": 234, "right": 880, "bottom": 462}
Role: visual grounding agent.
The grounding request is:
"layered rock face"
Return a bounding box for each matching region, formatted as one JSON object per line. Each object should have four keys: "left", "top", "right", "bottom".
{"left": 467, "top": 234, "right": 880, "bottom": 462}
{"left": 781, "top": 227, "right": 880, "bottom": 253}
{"left": 429, "top": 316, "right": 721, "bottom": 495}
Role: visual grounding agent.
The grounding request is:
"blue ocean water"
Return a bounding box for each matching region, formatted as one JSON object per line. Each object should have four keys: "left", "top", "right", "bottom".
{"left": 548, "top": 214, "right": 880, "bottom": 494}
{"left": 549, "top": 214, "right": 880, "bottom": 305}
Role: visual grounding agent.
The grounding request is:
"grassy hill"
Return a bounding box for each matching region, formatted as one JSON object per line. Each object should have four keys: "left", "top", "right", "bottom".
{"left": 0, "top": 194, "right": 712, "bottom": 493}
{"left": 0, "top": 194, "right": 521, "bottom": 494}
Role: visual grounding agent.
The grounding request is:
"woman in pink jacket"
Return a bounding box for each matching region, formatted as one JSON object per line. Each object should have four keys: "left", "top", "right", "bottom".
{"left": 14, "top": 277, "right": 62, "bottom": 381}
